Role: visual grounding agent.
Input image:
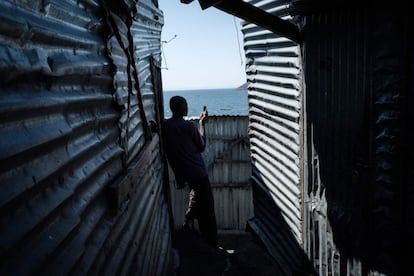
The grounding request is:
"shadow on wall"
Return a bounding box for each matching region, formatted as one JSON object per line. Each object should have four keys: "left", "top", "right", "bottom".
{"left": 308, "top": 93, "right": 372, "bottom": 261}
{"left": 304, "top": 8, "right": 409, "bottom": 274}
{"left": 249, "top": 162, "right": 316, "bottom": 276}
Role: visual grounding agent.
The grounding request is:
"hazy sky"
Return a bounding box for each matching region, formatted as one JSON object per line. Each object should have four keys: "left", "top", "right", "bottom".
{"left": 158, "top": 0, "right": 246, "bottom": 90}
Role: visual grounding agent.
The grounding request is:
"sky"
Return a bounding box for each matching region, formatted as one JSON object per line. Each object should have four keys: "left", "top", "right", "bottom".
{"left": 158, "top": 0, "right": 246, "bottom": 91}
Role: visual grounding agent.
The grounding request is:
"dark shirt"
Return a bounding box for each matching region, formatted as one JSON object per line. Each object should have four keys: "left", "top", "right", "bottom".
{"left": 162, "top": 117, "right": 208, "bottom": 184}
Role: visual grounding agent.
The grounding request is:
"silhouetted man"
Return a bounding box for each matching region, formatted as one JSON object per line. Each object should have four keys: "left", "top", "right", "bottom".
{"left": 162, "top": 96, "right": 218, "bottom": 248}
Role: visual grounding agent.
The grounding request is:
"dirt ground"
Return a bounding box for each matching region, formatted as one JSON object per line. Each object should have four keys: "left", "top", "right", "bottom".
{"left": 171, "top": 229, "right": 284, "bottom": 276}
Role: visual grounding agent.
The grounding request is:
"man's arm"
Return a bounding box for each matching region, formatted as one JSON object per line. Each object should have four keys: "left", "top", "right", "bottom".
{"left": 192, "top": 110, "right": 207, "bottom": 152}
{"left": 198, "top": 109, "right": 207, "bottom": 136}
{"left": 198, "top": 106, "right": 208, "bottom": 135}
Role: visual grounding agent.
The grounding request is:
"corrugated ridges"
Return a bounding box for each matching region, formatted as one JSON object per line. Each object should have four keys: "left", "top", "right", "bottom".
{"left": 242, "top": 0, "right": 304, "bottom": 274}
{"left": 0, "top": 0, "right": 172, "bottom": 275}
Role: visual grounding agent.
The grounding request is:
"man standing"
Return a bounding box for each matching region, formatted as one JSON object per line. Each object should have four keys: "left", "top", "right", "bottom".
{"left": 162, "top": 96, "right": 218, "bottom": 248}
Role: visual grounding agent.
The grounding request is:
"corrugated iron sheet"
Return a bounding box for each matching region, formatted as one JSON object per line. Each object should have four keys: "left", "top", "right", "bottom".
{"left": 169, "top": 116, "right": 253, "bottom": 230}
{"left": 241, "top": 2, "right": 375, "bottom": 275}
{"left": 241, "top": 1, "right": 307, "bottom": 274}
{"left": 301, "top": 7, "right": 410, "bottom": 274}
{"left": 0, "top": 0, "right": 172, "bottom": 275}
{"left": 241, "top": 1, "right": 408, "bottom": 275}
{"left": 302, "top": 9, "right": 372, "bottom": 276}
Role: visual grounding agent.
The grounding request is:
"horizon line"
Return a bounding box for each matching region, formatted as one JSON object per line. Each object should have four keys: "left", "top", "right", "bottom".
{"left": 163, "top": 84, "right": 247, "bottom": 92}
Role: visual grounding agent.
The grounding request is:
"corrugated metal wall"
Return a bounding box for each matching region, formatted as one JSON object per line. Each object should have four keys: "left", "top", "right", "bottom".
{"left": 240, "top": 1, "right": 410, "bottom": 275}
{"left": 0, "top": 0, "right": 172, "bottom": 275}
{"left": 301, "top": 6, "right": 410, "bottom": 275}
{"left": 302, "top": 9, "right": 372, "bottom": 275}
{"left": 169, "top": 116, "right": 253, "bottom": 230}
{"left": 241, "top": 2, "right": 383, "bottom": 275}
{"left": 369, "top": 11, "right": 408, "bottom": 275}
{"left": 241, "top": 1, "right": 309, "bottom": 274}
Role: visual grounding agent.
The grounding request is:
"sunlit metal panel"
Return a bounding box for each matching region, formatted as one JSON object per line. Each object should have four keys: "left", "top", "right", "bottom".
{"left": 241, "top": 1, "right": 305, "bottom": 274}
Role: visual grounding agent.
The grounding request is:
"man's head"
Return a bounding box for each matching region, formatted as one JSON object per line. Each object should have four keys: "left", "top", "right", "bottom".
{"left": 170, "top": 96, "right": 188, "bottom": 117}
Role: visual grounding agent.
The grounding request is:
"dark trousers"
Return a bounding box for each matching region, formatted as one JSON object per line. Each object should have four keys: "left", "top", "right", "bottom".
{"left": 185, "top": 176, "right": 218, "bottom": 247}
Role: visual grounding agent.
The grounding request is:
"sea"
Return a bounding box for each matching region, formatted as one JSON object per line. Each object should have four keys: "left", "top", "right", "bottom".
{"left": 163, "top": 88, "right": 248, "bottom": 118}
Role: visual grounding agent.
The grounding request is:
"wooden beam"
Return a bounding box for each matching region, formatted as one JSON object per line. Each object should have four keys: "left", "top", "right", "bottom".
{"left": 200, "top": 0, "right": 302, "bottom": 43}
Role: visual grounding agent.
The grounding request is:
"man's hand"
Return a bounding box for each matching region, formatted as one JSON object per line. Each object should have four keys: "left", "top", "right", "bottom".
{"left": 199, "top": 110, "right": 207, "bottom": 123}
{"left": 198, "top": 109, "right": 207, "bottom": 136}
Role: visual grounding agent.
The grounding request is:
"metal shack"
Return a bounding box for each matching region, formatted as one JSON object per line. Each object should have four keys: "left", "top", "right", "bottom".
{"left": 1, "top": 0, "right": 413, "bottom": 275}
{"left": 0, "top": 1, "right": 173, "bottom": 275}
{"left": 188, "top": 0, "right": 411, "bottom": 275}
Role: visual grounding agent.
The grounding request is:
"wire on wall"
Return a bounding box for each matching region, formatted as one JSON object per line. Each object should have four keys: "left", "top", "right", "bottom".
{"left": 233, "top": 16, "right": 244, "bottom": 66}
{"left": 161, "top": 34, "right": 177, "bottom": 70}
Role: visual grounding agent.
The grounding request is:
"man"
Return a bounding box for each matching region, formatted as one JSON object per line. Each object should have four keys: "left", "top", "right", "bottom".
{"left": 162, "top": 96, "right": 218, "bottom": 248}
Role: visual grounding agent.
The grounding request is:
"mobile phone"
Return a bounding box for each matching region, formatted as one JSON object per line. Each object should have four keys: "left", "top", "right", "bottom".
{"left": 203, "top": 106, "right": 207, "bottom": 111}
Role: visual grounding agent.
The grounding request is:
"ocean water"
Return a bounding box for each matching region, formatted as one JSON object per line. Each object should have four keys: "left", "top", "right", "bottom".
{"left": 163, "top": 88, "right": 248, "bottom": 118}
